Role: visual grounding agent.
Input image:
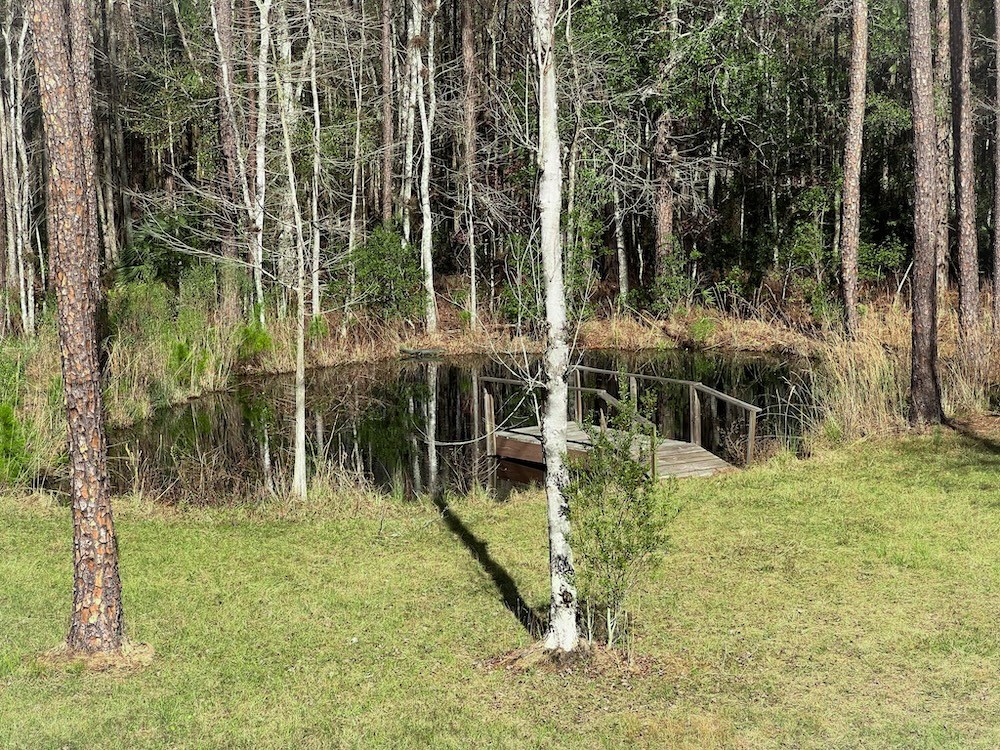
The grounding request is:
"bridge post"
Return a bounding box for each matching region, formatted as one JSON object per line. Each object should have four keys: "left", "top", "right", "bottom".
{"left": 574, "top": 369, "right": 583, "bottom": 424}
{"left": 484, "top": 390, "right": 496, "bottom": 456}
{"left": 747, "top": 410, "right": 757, "bottom": 464}
{"left": 689, "top": 385, "right": 702, "bottom": 446}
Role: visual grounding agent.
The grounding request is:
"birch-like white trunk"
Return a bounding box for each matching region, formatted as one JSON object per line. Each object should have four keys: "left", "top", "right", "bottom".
{"left": 533, "top": 0, "right": 579, "bottom": 653}
{"left": 0, "top": 15, "right": 34, "bottom": 335}
{"left": 251, "top": 0, "right": 272, "bottom": 325}
{"left": 426, "top": 362, "right": 439, "bottom": 496}
{"left": 613, "top": 185, "right": 628, "bottom": 304}
{"left": 275, "top": 67, "right": 308, "bottom": 501}
{"left": 416, "top": 3, "right": 438, "bottom": 333}
{"left": 400, "top": 0, "right": 420, "bottom": 246}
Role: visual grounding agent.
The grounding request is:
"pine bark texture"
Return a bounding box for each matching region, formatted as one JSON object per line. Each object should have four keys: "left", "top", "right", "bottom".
{"left": 381, "top": 0, "right": 394, "bottom": 223}
{"left": 533, "top": 0, "right": 579, "bottom": 654}
{"left": 653, "top": 112, "right": 674, "bottom": 282}
{"left": 934, "top": 0, "right": 951, "bottom": 295}
{"left": 995, "top": 0, "right": 1000, "bottom": 331}
{"left": 31, "top": 0, "right": 125, "bottom": 653}
{"left": 841, "top": 0, "right": 867, "bottom": 336}
{"left": 949, "top": 0, "right": 979, "bottom": 337}
{"left": 908, "top": 0, "right": 944, "bottom": 425}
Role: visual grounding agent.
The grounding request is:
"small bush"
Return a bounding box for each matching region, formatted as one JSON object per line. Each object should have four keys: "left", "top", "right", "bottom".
{"left": 565, "top": 386, "right": 676, "bottom": 649}
{"left": 237, "top": 316, "right": 273, "bottom": 363}
{"left": 344, "top": 225, "right": 425, "bottom": 322}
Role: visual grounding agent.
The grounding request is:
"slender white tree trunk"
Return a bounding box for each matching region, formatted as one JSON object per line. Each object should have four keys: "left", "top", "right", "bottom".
{"left": 401, "top": 0, "right": 420, "bottom": 246}
{"left": 426, "top": 362, "right": 439, "bottom": 496}
{"left": 276, "top": 68, "right": 308, "bottom": 501}
{"left": 1, "top": 15, "right": 33, "bottom": 335}
{"left": 251, "top": 0, "right": 272, "bottom": 325}
{"left": 533, "top": 0, "right": 578, "bottom": 654}
{"left": 416, "top": 3, "right": 438, "bottom": 333}
{"left": 613, "top": 185, "right": 628, "bottom": 305}
{"left": 345, "top": 21, "right": 365, "bottom": 328}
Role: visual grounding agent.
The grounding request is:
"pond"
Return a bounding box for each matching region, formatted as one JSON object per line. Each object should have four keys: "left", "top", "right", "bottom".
{"left": 109, "top": 349, "right": 811, "bottom": 502}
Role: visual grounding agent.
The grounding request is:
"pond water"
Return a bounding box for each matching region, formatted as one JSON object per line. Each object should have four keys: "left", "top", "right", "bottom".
{"left": 109, "top": 349, "right": 810, "bottom": 502}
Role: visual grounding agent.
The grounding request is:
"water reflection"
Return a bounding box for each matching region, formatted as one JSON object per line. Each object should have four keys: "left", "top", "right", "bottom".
{"left": 110, "top": 349, "right": 808, "bottom": 503}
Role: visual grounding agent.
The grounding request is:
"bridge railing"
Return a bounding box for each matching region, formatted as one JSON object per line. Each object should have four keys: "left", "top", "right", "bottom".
{"left": 480, "top": 365, "right": 762, "bottom": 466}
{"left": 570, "top": 365, "right": 762, "bottom": 464}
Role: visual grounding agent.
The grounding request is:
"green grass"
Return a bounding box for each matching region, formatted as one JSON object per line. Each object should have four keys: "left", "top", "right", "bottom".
{"left": 2, "top": 429, "right": 1000, "bottom": 749}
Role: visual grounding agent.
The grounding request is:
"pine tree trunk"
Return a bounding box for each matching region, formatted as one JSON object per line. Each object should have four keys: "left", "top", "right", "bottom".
{"left": 841, "top": 0, "right": 868, "bottom": 336}
{"left": 653, "top": 112, "right": 674, "bottom": 285}
{"left": 908, "top": 0, "right": 944, "bottom": 425}
{"left": 381, "top": 0, "right": 394, "bottom": 224}
{"left": 32, "top": 0, "right": 125, "bottom": 653}
{"left": 533, "top": 0, "right": 578, "bottom": 654}
{"left": 994, "top": 0, "right": 1000, "bottom": 332}
{"left": 950, "top": 0, "right": 979, "bottom": 337}
{"left": 212, "top": 0, "right": 240, "bottom": 316}
{"left": 934, "top": 0, "right": 951, "bottom": 297}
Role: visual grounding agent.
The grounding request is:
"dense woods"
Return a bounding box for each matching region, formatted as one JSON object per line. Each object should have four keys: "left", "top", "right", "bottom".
{"left": 0, "top": 0, "right": 998, "bottom": 344}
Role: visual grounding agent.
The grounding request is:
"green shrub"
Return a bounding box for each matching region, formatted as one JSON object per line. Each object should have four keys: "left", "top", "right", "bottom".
{"left": 565, "top": 385, "right": 676, "bottom": 649}
{"left": 237, "top": 317, "right": 273, "bottom": 363}
{"left": 0, "top": 403, "right": 31, "bottom": 485}
{"left": 689, "top": 316, "right": 716, "bottom": 344}
{"left": 344, "top": 225, "right": 424, "bottom": 322}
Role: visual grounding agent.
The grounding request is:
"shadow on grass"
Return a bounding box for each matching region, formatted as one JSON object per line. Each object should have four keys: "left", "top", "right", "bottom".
{"left": 946, "top": 418, "right": 1000, "bottom": 458}
{"left": 432, "top": 494, "right": 545, "bottom": 638}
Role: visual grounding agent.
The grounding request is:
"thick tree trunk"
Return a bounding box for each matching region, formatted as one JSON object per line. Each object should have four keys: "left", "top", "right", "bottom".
{"left": 908, "top": 0, "right": 944, "bottom": 425}
{"left": 950, "top": 0, "right": 979, "bottom": 337}
{"left": 381, "top": 0, "right": 394, "bottom": 224}
{"left": 841, "top": 0, "right": 868, "bottom": 336}
{"left": 653, "top": 112, "right": 675, "bottom": 285}
{"left": 212, "top": 0, "right": 240, "bottom": 314}
{"left": 995, "top": 0, "right": 1000, "bottom": 332}
{"left": 934, "top": 0, "right": 951, "bottom": 296}
{"left": 31, "top": 0, "right": 125, "bottom": 653}
{"left": 533, "top": 0, "right": 578, "bottom": 654}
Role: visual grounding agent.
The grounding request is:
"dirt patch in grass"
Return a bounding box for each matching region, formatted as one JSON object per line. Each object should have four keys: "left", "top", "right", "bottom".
{"left": 37, "top": 640, "right": 155, "bottom": 674}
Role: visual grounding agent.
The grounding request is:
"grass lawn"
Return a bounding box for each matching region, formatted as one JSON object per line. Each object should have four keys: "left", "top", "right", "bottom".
{"left": 2, "top": 425, "right": 1000, "bottom": 749}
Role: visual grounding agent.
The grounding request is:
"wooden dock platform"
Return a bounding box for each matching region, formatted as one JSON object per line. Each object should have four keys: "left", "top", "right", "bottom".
{"left": 493, "top": 422, "right": 733, "bottom": 479}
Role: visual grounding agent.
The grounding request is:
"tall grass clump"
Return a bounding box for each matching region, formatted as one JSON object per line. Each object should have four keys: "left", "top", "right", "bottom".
{"left": 0, "top": 334, "right": 64, "bottom": 485}
{"left": 104, "top": 267, "right": 238, "bottom": 423}
{"left": 808, "top": 332, "right": 910, "bottom": 441}
{"left": 807, "top": 305, "right": 999, "bottom": 443}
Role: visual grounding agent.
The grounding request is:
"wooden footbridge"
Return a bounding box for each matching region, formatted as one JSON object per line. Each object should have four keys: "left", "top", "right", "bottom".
{"left": 481, "top": 365, "right": 761, "bottom": 480}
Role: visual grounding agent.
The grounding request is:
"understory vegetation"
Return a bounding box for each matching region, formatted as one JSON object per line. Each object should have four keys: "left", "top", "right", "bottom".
{"left": 3, "top": 268, "right": 996, "bottom": 489}
{"left": 3, "top": 426, "right": 999, "bottom": 749}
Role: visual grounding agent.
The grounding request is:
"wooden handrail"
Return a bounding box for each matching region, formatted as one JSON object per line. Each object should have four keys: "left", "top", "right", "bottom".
{"left": 480, "top": 364, "right": 760, "bottom": 465}
{"left": 478, "top": 376, "right": 656, "bottom": 430}
{"left": 570, "top": 365, "right": 763, "bottom": 415}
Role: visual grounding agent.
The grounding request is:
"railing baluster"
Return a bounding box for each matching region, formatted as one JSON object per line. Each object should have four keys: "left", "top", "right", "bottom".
{"left": 689, "top": 384, "right": 702, "bottom": 446}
